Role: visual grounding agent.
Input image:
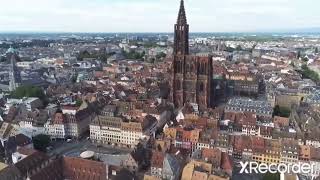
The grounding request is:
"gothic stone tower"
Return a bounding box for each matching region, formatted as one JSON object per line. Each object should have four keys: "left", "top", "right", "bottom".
{"left": 172, "top": 0, "right": 212, "bottom": 110}
{"left": 174, "top": 0, "right": 189, "bottom": 55}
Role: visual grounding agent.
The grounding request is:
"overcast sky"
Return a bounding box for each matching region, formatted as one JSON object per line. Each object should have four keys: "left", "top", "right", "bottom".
{"left": 1, "top": 0, "right": 320, "bottom": 33}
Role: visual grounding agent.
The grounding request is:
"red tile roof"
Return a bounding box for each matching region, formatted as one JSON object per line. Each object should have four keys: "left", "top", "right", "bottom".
{"left": 151, "top": 151, "right": 165, "bottom": 168}
{"left": 17, "top": 147, "right": 37, "bottom": 156}
{"left": 252, "top": 136, "right": 265, "bottom": 153}
{"left": 201, "top": 148, "right": 222, "bottom": 168}
{"left": 54, "top": 113, "right": 65, "bottom": 124}
{"left": 221, "top": 152, "right": 232, "bottom": 171}
{"left": 63, "top": 157, "right": 107, "bottom": 180}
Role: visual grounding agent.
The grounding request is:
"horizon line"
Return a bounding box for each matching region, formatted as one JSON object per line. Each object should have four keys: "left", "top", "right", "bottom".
{"left": 1, "top": 31, "right": 320, "bottom": 34}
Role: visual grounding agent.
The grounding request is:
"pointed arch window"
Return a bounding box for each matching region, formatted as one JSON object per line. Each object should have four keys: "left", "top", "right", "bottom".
{"left": 199, "top": 83, "right": 205, "bottom": 92}
{"left": 176, "top": 80, "right": 181, "bottom": 90}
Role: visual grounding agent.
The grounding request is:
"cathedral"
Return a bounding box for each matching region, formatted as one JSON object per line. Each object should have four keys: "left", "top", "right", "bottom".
{"left": 171, "top": 0, "right": 213, "bottom": 110}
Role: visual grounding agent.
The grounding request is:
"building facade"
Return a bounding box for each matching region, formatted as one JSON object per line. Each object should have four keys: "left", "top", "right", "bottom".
{"left": 45, "top": 109, "right": 92, "bottom": 139}
{"left": 90, "top": 116, "right": 122, "bottom": 145}
{"left": 90, "top": 115, "right": 157, "bottom": 148}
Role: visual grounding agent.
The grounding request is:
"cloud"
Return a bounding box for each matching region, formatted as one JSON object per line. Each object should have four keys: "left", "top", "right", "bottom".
{"left": 0, "top": 0, "right": 320, "bottom": 32}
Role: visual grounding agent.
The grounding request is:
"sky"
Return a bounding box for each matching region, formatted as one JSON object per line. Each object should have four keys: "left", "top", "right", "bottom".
{"left": 1, "top": 0, "right": 320, "bottom": 33}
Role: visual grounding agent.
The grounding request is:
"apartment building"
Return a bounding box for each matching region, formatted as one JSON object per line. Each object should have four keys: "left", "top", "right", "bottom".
{"left": 121, "top": 115, "right": 157, "bottom": 147}
{"left": 280, "top": 139, "right": 299, "bottom": 164}
{"left": 90, "top": 115, "right": 157, "bottom": 148}
{"left": 45, "top": 108, "right": 92, "bottom": 139}
{"left": 90, "top": 116, "right": 122, "bottom": 145}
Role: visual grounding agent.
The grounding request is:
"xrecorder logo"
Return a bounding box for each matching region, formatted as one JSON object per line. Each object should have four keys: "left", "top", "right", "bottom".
{"left": 239, "top": 162, "right": 315, "bottom": 174}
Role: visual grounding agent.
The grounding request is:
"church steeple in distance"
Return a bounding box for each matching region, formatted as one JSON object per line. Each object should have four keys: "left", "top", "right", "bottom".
{"left": 174, "top": 0, "right": 189, "bottom": 55}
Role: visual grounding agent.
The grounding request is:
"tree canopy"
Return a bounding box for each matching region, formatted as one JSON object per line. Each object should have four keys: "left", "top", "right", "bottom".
{"left": 75, "top": 99, "right": 83, "bottom": 107}
{"left": 156, "top": 52, "right": 167, "bottom": 60}
{"left": 262, "top": 172, "right": 280, "bottom": 180}
{"left": 123, "top": 50, "right": 145, "bottom": 60}
{"left": 300, "top": 64, "right": 320, "bottom": 82}
{"left": 273, "top": 105, "right": 291, "bottom": 118}
{"left": 33, "top": 134, "right": 51, "bottom": 152}
{"left": 236, "top": 45, "right": 243, "bottom": 51}
{"left": 11, "top": 85, "right": 46, "bottom": 100}
{"left": 77, "top": 50, "right": 111, "bottom": 62}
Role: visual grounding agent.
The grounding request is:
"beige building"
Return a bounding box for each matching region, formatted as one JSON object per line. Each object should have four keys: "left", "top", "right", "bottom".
{"left": 276, "top": 93, "right": 302, "bottom": 109}
{"left": 121, "top": 122, "right": 144, "bottom": 147}
{"left": 45, "top": 114, "right": 66, "bottom": 139}
{"left": 121, "top": 116, "right": 157, "bottom": 147}
{"left": 280, "top": 139, "right": 299, "bottom": 164}
{"left": 90, "top": 116, "right": 122, "bottom": 145}
{"left": 90, "top": 115, "right": 157, "bottom": 148}
{"left": 0, "top": 122, "right": 19, "bottom": 140}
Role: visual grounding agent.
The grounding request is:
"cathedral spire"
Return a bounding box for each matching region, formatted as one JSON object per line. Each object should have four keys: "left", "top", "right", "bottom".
{"left": 174, "top": 0, "right": 189, "bottom": 55}
{"left": 177, "top": 0, "right": 187, "bottom": 25}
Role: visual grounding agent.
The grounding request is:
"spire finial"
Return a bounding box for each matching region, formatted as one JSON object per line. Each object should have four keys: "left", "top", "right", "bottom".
{"left": 177, "top": 0, "right": 187, "bottom": 24}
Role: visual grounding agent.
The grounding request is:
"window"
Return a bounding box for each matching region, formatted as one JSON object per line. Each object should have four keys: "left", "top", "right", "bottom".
{"left": 199, "top": 83, "right": 204, "bottom": 92}
{"left": 176, "top": 80, "right": 181, "bottom": 90}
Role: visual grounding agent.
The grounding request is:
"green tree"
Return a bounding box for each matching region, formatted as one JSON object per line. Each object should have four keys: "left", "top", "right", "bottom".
{"left": 77, "top": 49, "right": 112, "bottom": 62}
{"left": 273, "top": 105, "right": 291, "bottom": 118}
{"left": 122, "top": 50, "right": 145, "bottom": 60}
{"left": 77, "top": 50, "right": 92, "bottom": 61}
{"left": 143, "top": 42, "right": 158, "bottom": 48}
{"left": 75, "top": 99, "right": 83, "bottom": 107}
{"left": 262, "top": 172, "right": 280, "bottom": 180}
{"left": 236, "top": 45, "right": 243, "bottom": 51}
{"left": 302, "top": 57, "right": 309, "bottom": 62}
{"left": 156, "top": 52, "right": 167, "bottom": 60}
{"left": 33, "top": 134, "right": 51, "bottom": 152}
{"left": 300, "top": 64, "right": 320, "bottom": 82}
{"left": 11, "top": 85, "right": 46, "bottom": 100}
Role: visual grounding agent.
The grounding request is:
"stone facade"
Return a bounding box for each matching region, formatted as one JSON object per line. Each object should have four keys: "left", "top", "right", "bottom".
{"left": 171, "top": 0, "right": 213, "bottom": 110}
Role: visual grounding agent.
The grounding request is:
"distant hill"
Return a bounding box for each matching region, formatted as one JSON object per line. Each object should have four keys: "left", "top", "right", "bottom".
{"left": 286, "top": 27, "right": 320, "bottom": 33}
{"left": 257, "top": 27, "right": 320, "bottom": 34}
